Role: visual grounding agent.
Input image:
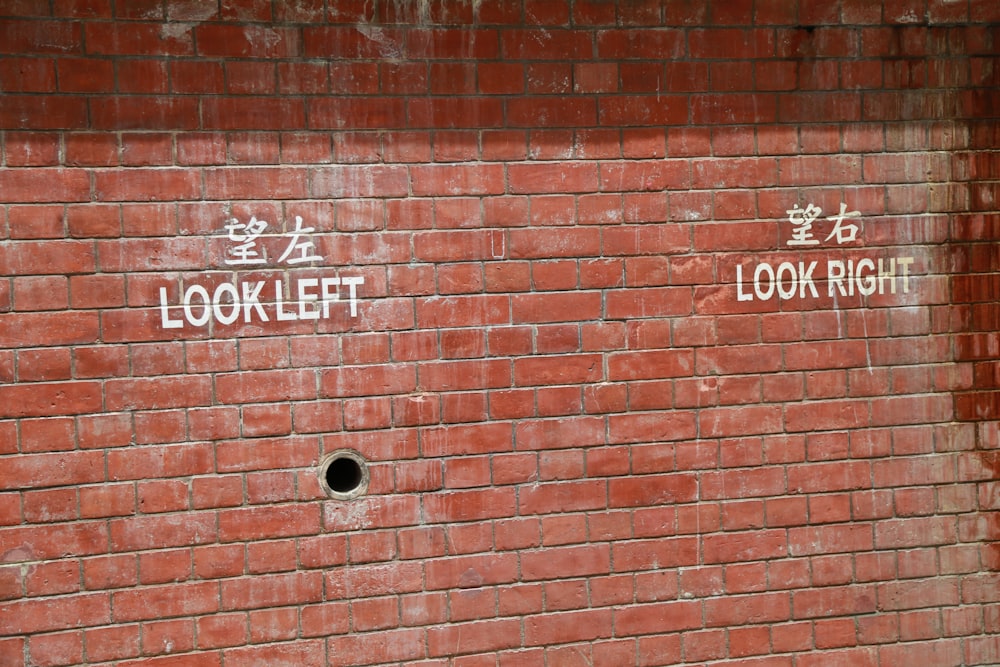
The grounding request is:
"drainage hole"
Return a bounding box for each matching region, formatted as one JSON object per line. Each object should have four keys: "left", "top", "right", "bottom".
{"left": 318, "top": 450, "right": 369, "bottom": 500}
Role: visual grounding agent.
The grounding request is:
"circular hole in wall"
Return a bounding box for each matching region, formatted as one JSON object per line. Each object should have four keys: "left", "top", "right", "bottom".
{"left": 318, "top": 450, "right": 369, "bottom": 500}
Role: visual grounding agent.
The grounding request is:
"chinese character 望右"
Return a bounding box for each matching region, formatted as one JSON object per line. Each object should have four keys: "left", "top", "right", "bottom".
{"left": 825, "top": 203, "right": 861, "bottom": 244}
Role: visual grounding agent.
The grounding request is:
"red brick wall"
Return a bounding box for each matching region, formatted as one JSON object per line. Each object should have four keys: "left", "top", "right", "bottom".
{"left": 1, "top": 1, "right": 999, "bottom": 665}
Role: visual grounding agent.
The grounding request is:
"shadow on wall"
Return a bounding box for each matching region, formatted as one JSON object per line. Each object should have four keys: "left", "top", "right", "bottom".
{"left": 948, "top": 113, "right": 1000, "bottom": 570}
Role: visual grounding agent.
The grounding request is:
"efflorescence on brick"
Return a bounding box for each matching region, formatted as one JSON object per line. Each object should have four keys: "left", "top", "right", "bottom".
{"left": 0, "top": 1, "right": 998, "bottom": 665}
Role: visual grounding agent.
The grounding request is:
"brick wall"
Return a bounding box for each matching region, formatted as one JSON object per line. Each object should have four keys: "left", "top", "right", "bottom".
{"left": 1, "top": 1, "right": 999, "bottom": 665}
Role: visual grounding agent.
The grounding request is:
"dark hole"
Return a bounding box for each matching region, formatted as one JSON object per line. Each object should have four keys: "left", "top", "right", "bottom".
{"left": 325, "top": 455, "right": 364, "bottom": 494}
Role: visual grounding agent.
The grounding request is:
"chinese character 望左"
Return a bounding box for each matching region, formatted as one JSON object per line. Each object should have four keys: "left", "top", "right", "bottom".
{"left": 223, "top": 216, "right": 268, "bottom": 265}
{"left": 277, "top": 216, "right": 322, "bottom": 265}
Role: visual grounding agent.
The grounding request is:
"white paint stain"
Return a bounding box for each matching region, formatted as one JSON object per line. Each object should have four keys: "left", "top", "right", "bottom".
{"left": 160, "top": 22, "right": 191, "bottom": 39}
{"left": 355, "top": 24, "right": 403, "bottom": 59}
{"left": 160, "top": 1, "right": 217, "bottom": 39}
{"left": 490, "top": 230, "right": 505, "bottom": 259}
{"left": 249, "top": 26, "right": 282, "bottom": 52}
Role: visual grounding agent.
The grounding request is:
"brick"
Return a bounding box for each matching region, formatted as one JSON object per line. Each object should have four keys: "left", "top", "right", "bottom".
{"left": 16, "top": 347, "right": 71, "bottom": 382}
{"left": 0, "top": 18, "right": 79, "bottom": 53}
{"left": 217, "top": 504, "right": 321, "bottom": 542}
{"left": 195, "top": 613, "right": 246, "bottom": 650}
{"left": 202, "top": 166, "right": 308, "bottom": 200}
{"left": 791, "top": 585, "right": 878, "bottom": 621}
{"left": 82, "top": 624, "right": 140, "bottom": 662}
{"left": 64, "top": 204, "right": 119, "bottom": 238}
{"left": 513, "top": 353, "right": 601, "bottom": 386}
{"left": 423, "top": 487, "right": 515, "bottom": 523}
{"left": 110, "top": 512, "right": 215, "bottom": 552}
{"left": 699, "top": 404, "right": 784, "bottom": 437}
{"left": 0, "top": 592, "right": 110, "bottom": 635}
{"left": 509, "top": 162, "right": 598, "bottom": 193}
{"left": 80, "top": 483, "right": 135, "bottom": 518}
{"left": 103, "top": 376, "right": 212, "bottom": 411}
{"left": 201, "top": 97, "right": 305, "bottom": 131}
{"left": 138, "top": 547, "right": 191, "bottom": 585}
{"left": 326, "top": 628, "right": 424, "bottom": 667}
{"left": 1, "top": 449, "right": 104, "bottom": 490}
{"left": 502, "top": 28, "right": 592, "bottom": 59}
{"left": 342, "top": 396, "right": 389, "bottom": 430}
{"left": 309, "top": 97, "right": 407, "bottom": 130}
{"left": 428, "top": 618, "right": 522, "bottom": 657}
{"left": 23, "top": 558, "right": 80, "bottom": 598}
{"left": 2, "top": 313, "right": 98, "bottom": 352}
{"left": 608, "top": 473, "right": 698, "bottom": 508}
{"left": 189, "top": 545, "right": 243, "bottom": 583}
{"left": 218, "top": 571, "right": 322, "bottom": 611}
{"left": 701, "top": 527, "right": 787, "bottom": 563}
{"left": 0, "top": 94, "right": 89, "bottom": 129}
{"left": 616, "top": 600, "right": 703, "bottom": 636}
{"left": 320, "top": 363, "right": 416, "bottom": 398}
{"left": 788, "top": 524, "right": 875, "bottom": 556}
{"left": 425, "top": 553, "right": 519, "bottom": 590}
{"left": 22, "top": 487, "right": 77, "bottom": 524}
{"left": 524, "top": 609, "right": 613, "bottom": 646}
{"left": 118, "top": 59, "right": 169, "bottom": 94}
{"left": 81, "top": 553, "right": 136, "bottom": 591}
{"left": 607, "top": 411, "right": 698, "bottom": 444}
{"left": 215, "top": 369, "right": 317, "bottom": 403}
{"left": 0, "top": 56, "right": 56, "bottom": 93}
{"left": 110, "top": 582, "right": 217, "bottom": 624}
{"left": 25, "top": 630, "right": 83, "bottom": 666}
{"left": 873, "top": 639, "right": 963, "bottom": 667}
{"left": 91, "top": 96, "right": 200, "bottom": 132}
{"left": 614, "top": 537, "right": 699, "bottom": 571}
{"left": 701, "top": 468, "right": 786, "bottom": 501}
{"left": 224, "top": 640, "right": 321, "bottom": 666}
{"left": 784, "top": 398, "right": 871, "bottom": 432}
